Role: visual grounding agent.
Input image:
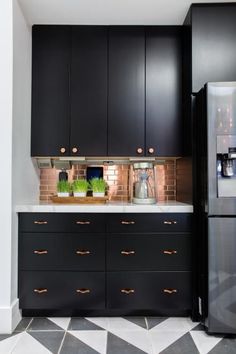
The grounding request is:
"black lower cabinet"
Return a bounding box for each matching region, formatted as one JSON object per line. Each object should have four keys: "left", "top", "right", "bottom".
{"left": 107, "top": 272, "right": 191, "bottom": 315}
{"left": 19, "top": 271, "right": 105, "bottom": 310}
{"left": 18, "top": 212, "right": 192, "bottom": 315}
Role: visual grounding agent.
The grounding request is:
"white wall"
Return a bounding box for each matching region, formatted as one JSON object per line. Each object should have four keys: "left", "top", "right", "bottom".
{"left": 0, "top": 0, "right": 39, "bottom": 334}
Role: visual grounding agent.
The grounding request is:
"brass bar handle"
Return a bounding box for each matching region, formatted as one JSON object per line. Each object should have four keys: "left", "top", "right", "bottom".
{"left": 34, "top": 288, "right": 48, "bottom": 294}
{"left": 76, "top": 289, "right": 91, "bottom": 294}
{"left": 163, "top": 288, "right": 177, "bottom": 294}
{"left": 121, "top": 288, "right": 135, "bottom": 295}
{"left": 163, "top": 250, "right": 177, "bottom": 255}
{"left": 121, "top": 221, "right": 135, "bottom": 225}
{"left": 76, "top": 250, "right": 91, "bottom": 255}
{"left": 76, "top": 221, "right": 91, "bottom": 225}
{"left": 34, "top": 221, "right": 48, "bottom": 225}
{"left": 121, "top": 250, "right": 135, "bottom": 255}
{"left": 34, "top": 250, "right": 48, "bottom": 255}
{"left": 163, "top": 221, "right": 177, "bottom": 225}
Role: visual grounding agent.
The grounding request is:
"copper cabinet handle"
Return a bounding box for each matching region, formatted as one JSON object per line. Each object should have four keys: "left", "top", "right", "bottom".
{"left": 136, "top": 147, "right": 143, "bottom": 154}
{"left": 163, "top": 221, "right": 177, "bottom": 225}
{"left": 34, "top": 221, "right": 48, "bottom": 225}
{"left": 121, "top": 288, "right": 135, "bottom": 295}
{"left": 148, "top": 147, "right": 155, "bottom": 154}
{"left": 76, "top": 289, "right": 91, "bottom": 294}
{"left": 76, "top": 221, "right": 91, "bottom": 225}
{"left": 121, "top": 250, "right": 135, "bottom": 255}
{"left": 34, "top": 250, "right": 48, "bottom": 255}
{"left": 34, "top": 288, "right": 48, "bottom": 294}
{"left": 121, "top": 221, "right": 135, "bottom": 225}
{"left": 76, "top": 250, "right": 91, "bottom": 255}
{"left": 60, "top": 147, "right": 66, "bottom": 154}
{"left": 163, "top": 288, "right": 177, "bottom": 294}
{"left": 163, "top": 250, "right": 177, "bottom": 255}
{"left": 72, "top": 147, "right": 78, "bottom": 153}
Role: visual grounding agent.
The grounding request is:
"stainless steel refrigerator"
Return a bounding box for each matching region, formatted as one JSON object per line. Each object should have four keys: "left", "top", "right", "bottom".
{"left": 196, "top": 82, "right": 236, "bottom": 334}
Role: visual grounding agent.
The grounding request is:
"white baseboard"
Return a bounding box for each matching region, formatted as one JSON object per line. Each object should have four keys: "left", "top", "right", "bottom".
{"left": 0, "top": 299, "right": 22, "bottom": 334}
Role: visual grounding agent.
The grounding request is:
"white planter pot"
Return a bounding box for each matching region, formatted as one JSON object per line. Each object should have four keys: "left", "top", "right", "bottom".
{"left": 93, "top": 192, "right": 105, "bottom": 197}
{"left": 57, "top": 192, "right": 70, "bottom": 197}
{"left": 74, "top": 192, "right": 86, "bottom": 197}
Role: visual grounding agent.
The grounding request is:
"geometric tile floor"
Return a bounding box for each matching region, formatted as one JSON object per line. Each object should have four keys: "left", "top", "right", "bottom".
{"left": 0, "top": 317, "right": 235, "bottom": 354}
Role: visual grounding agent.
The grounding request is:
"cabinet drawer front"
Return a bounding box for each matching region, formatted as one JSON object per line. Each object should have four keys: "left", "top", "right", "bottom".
{"left": 107, "top": 213, "right": 192, "bottom": 233}
{"left": 107, "top": 234, "right": 191, "bottom": 271}
{"left": 19, "top": 233, "right": 105, "bottom": 271}
{"left": 19, "top": 271, "right": 105, "bottom": 310}
{"left": 19, "top": 213, "right": 106, "bottom": 233}
{"left": 107, "top": 272, "right": 191, "bottom": 313}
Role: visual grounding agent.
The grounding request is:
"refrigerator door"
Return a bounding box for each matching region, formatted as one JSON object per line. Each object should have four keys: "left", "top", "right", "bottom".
{"left": 208, "top": 217, "right": 236, "bottom": 333}
{"left": 207, "top": 82, "right": 236, "bottom": 215}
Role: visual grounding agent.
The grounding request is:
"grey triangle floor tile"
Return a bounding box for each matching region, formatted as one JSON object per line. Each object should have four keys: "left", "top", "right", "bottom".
{"left": 191, "top": 323, "right": 206, "bottom": 331}
{"left": 107, "top": 332, "right": 147, "bottom": 354}
{"left": 14, "top": 318, "right": 33, "bottom": 332}
{"left": 0, "top": 332, "right": 19, "bottom": 342}
{"left": 60, "top": 332, "right": 100, "bottom": 354}
{"left": 208, "top": 337, "right": 236, "bottom": 354}
{"left": 27, "top": 318, "right": 63, "bottom": 331}
{"left": 68, "top": 318, "right": 105, "bottom": 331}
{"left": 29, "top": 330, "right": 65, "bottom": 354}
{"left": 146, "top": 317, "right": 168, "bottom": 330}
{"left": 160, "top": 332, "right": 200, "bottom": 354}
{"left": 123, "top": 317, "right": 147, "bottom": 329}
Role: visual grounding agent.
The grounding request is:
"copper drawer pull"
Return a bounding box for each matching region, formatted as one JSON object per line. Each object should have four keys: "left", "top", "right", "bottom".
{"left": 34, "top": 288, "right": 48, "bottom": 294}
{"left": 76, "top": 289, "right": 91, "bottom": 294}
{"left": 121, "top": 250, "right": 135, "bottom": 255}
{"left": 34, "top": 250, "right": 48, "bottom": 255}
{"left": 163, "top": 288, "right": 177, "bottom": 294}
{"left": 121, "top": 221, "right": 135, "bottom": 225}
{"left": 121, "top": 288, "right": 135, "bottom": 295}
{"left": 163, "top": 221, "right": 177, "bottom": 225}
{"left": 76, "top": 221, "right": 91, "bottom": 225}
{"left": 34, "top": 221, "right": 48, "bottom": 225}
{"left": 163, "top": 250, "right": 177, "bottom": 255}
{"left": 76, "top": 250, "right": 91, "bottom": 255}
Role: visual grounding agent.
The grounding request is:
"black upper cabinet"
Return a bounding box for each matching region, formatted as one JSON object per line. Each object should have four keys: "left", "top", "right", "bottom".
{"left": 70, "top": 27, "right": 108, "bottom": 156}
{"left": 31, "top": 26, "right": 70, "bottom": 156}
{"left": 108, "top": 27, "right": 145, "bottom": 156}
{"left": 186, "top": 4, "right": 236, "bottom": 93}
{"left": 146, "top": 27, "right": 183, "bottom": 156}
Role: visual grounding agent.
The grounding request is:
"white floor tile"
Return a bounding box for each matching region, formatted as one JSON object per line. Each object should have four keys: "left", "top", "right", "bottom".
{"left": 190, "top": 330, "right": 223, "bottom": 354}
{"left": 150, "top": 317, "right": 197, "bottom": 332}
{"left": 0, "top": 333, "right": 22, "bottom": 354}
{"left": 47, "top": 317, "right": 71, "bottom": 331}
{"left": 68, "top": 330, "right": 107, "bottom": 354}
{"left": 149, "top": 330, "right": 187, "bottom": 353}
{"left": 11, "top": 332, "right": 52, "bottom": 354}
{"left": 85, "top": 317, "right": 109, "bottom": 331}
{"left": 108, "top": 318, "right": 146, "bottom": 331}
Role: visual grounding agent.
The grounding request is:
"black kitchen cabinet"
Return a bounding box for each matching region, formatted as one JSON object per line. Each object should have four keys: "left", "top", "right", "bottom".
{"left": 108, "top": 27, "right": 145, "bottom": 156}
{"left": 18, "top": 212, "right": 192, "bottom": 316}
{"left": 146, "top": 27, "right": 183, "bottom": 156}
{"left": 31, "top": 26, "right": 71, "bottom": 156}
{"left": 70, "top": 27, "right": 108, "bottom": 156}
{"left": 184, "top": 4, "right": 236, "bottom": 93}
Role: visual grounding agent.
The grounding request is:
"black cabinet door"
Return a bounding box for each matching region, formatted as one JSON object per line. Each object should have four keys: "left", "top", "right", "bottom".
{"left": 146, "top": 27, "right": 183, "bottom": 156}
{"left": 70, "top": 27, "right": 108, "bottom": 156}
{"left": 191, "top": 4, "right": 236, "bottom": 93}
{"left": 31, "top": 26, "right": 70, "bottom": 156}
{"left": 108, "top": 27, "right": 145, "bottom": 156}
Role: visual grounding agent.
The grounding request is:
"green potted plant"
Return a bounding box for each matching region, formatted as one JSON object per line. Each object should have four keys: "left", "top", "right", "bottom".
{"left": 57, "top": 180, "right": 70, "bottom": 197}
{"left": 72, "top": 179, "right": 89, "bottom": 197}
{"left": 90, "top": 178, "right": 106, "bottom": 197}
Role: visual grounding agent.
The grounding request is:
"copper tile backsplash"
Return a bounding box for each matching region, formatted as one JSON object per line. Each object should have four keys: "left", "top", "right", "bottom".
{"left": 39, "top": 160, "right": 176, "bottom": 202}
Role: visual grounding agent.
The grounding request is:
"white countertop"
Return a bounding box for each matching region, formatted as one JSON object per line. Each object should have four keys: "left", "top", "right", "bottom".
{"left": 15, "top": 201, "right": 193, "bottom": 213}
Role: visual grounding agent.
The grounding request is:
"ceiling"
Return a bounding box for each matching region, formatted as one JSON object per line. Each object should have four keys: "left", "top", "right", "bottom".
{"left": 18, "top": 0, "right": 236, "bottom": 25}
